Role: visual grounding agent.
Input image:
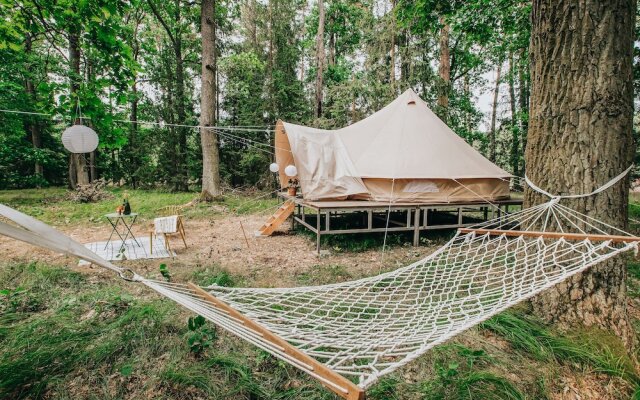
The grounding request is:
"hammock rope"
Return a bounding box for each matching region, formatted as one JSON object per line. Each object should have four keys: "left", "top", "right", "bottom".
{"left": 0, "top": 168, "right": 636, "bottom": 399}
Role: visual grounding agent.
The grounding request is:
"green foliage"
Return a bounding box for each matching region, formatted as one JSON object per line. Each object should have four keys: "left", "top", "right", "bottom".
{"left": 159, "top": 263, "right": 171, "bottom": 282}
{"left": 191, "top": 266, "right": 240, "bottom": 287}
{"left": 187, "top": 315, "right": 217, "bottom": 355}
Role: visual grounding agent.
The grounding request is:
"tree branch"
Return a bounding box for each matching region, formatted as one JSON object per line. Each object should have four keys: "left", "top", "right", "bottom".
{"left": 147, "top": 0, "right": 177, "bottom": 47}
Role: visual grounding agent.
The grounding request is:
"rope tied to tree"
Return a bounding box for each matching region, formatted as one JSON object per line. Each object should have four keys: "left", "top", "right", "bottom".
{"left": 525, "top": 165, "right": 633, "bottom": 201}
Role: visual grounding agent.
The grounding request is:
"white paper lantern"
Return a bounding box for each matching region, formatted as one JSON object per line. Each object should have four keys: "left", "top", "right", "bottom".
{"left": 61, "top": 125, "right": 99, "bottom": 153}
{"left": 284, "top": 165, "right": 297, "bottom": 177}
{"left": 269, "top": 163, "right": 279, "bottom": 173}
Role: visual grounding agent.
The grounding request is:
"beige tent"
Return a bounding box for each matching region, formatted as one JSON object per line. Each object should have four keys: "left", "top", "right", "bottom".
{"left": 275, "top": 89, "right": 512, "bottom": 203}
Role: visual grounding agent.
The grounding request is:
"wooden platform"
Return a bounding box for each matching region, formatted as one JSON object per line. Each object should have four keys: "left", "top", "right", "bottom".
{"left": 277, "top": 192, "right": 524, "bottom": 252}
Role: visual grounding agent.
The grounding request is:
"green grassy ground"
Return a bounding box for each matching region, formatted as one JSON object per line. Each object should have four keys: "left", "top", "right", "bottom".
{"left": 1, "top": 261, "right": 638, "bottom": 399}
{"left": 1, "top": 188, "right": 640, "bottom": 399}
{"left": 0, "top": 187, "right": 278, "bottom": 226}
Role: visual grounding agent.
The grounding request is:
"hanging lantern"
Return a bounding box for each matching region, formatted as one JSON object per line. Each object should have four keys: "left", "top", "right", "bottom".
{"left": 61, "top": 125, "right": 99, "bottom": 153}
{"left": 284, "top": 165, "right": 297, "bottom": 177}
{"left": 269, "top": 163, "right": 280, "bottom": 173}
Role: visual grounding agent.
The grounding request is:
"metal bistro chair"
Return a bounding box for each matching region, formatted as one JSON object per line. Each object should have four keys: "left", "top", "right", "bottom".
{"left": 150, "top": 205, "right": 187, "bottom": 255}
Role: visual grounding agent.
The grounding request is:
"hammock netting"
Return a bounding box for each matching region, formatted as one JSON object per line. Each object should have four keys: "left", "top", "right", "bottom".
{"left": 0, "top": 198, "right": 637, "bottom": 395}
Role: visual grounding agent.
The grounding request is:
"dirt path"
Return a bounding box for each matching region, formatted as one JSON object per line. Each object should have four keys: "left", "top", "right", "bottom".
{"left": 0, "top": 212, "right": 437, "bottom": 288}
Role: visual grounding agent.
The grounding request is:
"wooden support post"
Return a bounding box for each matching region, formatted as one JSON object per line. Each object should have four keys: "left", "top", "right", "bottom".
{"left": 367, "top": 210, "right": 372, "bottom": 230}
{"left": 413, "top": 208, "right": 420, "bottom": 246}
{"left": 187, "top": 284, "right": 365, "bottom": 400}
{"left": 326, "top": 211, "right": 330, "bottom": 232}
{"left": 457, "top": 207, "right": 463, "bottom": 225}
{"left": 458, "top": 228, "right": 640, "bottom": 243}
{"left": 316, "top": 209, "right": 321, "bottom": 253}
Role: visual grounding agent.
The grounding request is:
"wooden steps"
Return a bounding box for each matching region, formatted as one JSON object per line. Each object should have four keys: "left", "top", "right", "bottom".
{"left": 255, "top": 200, "right": 295, "bottom": 237}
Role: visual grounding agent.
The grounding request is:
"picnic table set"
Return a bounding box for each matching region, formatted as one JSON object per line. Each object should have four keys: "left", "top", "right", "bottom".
{"left": 84, "top": 196, "right": 187, "bottom": 262}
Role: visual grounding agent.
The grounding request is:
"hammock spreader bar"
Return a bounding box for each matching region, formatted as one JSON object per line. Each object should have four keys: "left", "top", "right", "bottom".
{"left": 187, "top": 283, "right": 365, "bottom": 399}
{"left": 459, "top": 228, "right": 640, "bottom": 244}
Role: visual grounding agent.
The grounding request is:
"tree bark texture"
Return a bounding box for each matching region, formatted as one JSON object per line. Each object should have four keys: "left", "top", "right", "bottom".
{"left": 200, "top": 0, "right": 222, "bottom": 201}
{"left": 436, "top": 19, "right": 450, "bottom": 121}
{"left": 314, "top": 0, "right": 325, "bottom": 119}
{"left": 525, "top": 0, "right": 636, "bottom": 346}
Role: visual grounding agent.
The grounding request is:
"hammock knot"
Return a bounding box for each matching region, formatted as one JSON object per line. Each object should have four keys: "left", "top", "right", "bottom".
{"left": 119, "top": 268, "right": 141, "bottom": 282}
{"left": 548, "top": 196, "right": 561, "bottom": 206}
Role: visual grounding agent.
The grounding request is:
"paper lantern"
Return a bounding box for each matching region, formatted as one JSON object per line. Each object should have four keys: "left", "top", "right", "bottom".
{"left": 61, "top": 125, "right": 99, "bottom": 153}
{"left": 269, "top": 163, "right": 279, "bottom": 173}
{"left": 284, "top": 165, "right": 297, "bottom": 177}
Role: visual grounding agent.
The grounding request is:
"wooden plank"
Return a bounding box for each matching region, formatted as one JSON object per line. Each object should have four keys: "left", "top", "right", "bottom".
{"left": 258, "top": 200, "right": 295, "bottom": 236}
{"left": 458, "top": 228, "right": 640, "bottom": 243}
{"left": 277, "top": 191, "right": 523, "bottom": 209}
{"left": 187, "top": 284, "right": 365, "bottom": 400}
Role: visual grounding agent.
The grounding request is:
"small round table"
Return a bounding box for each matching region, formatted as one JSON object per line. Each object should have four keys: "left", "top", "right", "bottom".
{"left": 104, "top": 212, "right": 141, "bottom": 251}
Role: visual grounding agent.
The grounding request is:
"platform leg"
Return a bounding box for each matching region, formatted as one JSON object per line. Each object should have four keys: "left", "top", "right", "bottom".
{"left": 316, "top": 209, "right": 321, "bottom": 254}
{"left": 413, "top": 208, "right": 420, "bottom": 246}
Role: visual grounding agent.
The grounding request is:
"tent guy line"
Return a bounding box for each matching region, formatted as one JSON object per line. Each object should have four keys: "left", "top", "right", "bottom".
{"left": 0, "top": 109, "right": 275, "bottom": 131}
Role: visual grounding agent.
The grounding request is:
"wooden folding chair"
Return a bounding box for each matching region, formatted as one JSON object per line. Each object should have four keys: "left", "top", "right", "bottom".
{"left": 149, "top": 205, "right": 187, "bottom": 255}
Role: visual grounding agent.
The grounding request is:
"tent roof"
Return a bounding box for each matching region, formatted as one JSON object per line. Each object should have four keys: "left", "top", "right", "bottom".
{"left": 282, "top": 89, "right": 511, "bottom": 181}
{"left": 339, "top": 89, "right": 511, "bottom": 179}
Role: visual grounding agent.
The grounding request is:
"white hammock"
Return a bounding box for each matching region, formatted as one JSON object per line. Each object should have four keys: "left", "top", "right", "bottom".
{"left": 0, "top": 175, "right": 637, "bottom": 399}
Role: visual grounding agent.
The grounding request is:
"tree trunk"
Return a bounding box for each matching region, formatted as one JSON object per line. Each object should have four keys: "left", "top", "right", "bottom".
{"left": 174, "top": 2, "right": 188, "bottom": 192}
{"left": 68, "top": 24, "right": 89, "bottom": 188}
{"left": 508, "top": 55, "right": 519, "bottom": 177}
{"left": 489, "top": 63, "right": 501, "bottom": 163}
{"left": 389, "top": 0, "right": 396, "bottom": 90}
{"left": 518, "top": 48, "right": 529, "bottom": 171}
{"left": 399, "top": 29, "right": 409, "bottom": 84}
{"left": 525, "top": 0, "right": 636, "bottom": 347}
{"left": 437, "top": 18, "right": 450, "bottom": 121}
{"left": 200, "top": 0, "right": 222, "bottom": 201}
{"left": 463, "top": 75, "right": 471, "bottom": 132}
{"left": 314, "top": 0, "right": 325, "bottom": 119}
{"left": 24, "top": 33, "right": 43, "bottom": 179}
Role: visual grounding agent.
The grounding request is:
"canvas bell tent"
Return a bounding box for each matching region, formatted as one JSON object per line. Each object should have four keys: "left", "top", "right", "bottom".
{"left": 275, "top": 89, "right": 512, "bottom": 203}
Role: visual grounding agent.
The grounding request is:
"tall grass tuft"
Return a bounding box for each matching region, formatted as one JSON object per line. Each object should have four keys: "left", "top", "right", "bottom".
{"left": 480, "top": 311, "right": 639, "bottom": 387}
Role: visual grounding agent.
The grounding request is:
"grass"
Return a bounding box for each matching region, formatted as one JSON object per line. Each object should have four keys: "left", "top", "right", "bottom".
{"left": 480, "top": 311, "right": 639, "bottom": 386}
{"left": 2, "top": 261, "right": 640, "bottom": 399}
{"left": 2, "top": 187, "right": 640, "bottom": 398}
{"left": 0, "top": 186, "right": 278, "bottom": 226}
{"left": 0, "top": 262, "right": 335, "bottom": 399}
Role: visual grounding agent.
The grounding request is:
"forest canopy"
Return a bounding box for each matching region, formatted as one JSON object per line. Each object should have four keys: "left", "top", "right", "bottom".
{"left": 0, "top": 0, "right": 637, "bottom": 191}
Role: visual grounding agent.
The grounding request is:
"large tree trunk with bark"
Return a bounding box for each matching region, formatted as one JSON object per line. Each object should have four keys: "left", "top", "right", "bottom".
{"left": 314, "top": 0, "right": 325, "bottom": 119}
{"left": 200, "top": 0, "right": 222, "bottom": 201}
{"left": 68, "top": 24, "right": 89, "bottom": 189}
{"left": 436, "top": 18, "right": 450, "bottom": 121}
{"left": 489, "top": 63, "right": 501, "bottom": 163}
{"left": 525, "top": 0, "right": 636, "bottom": 347}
